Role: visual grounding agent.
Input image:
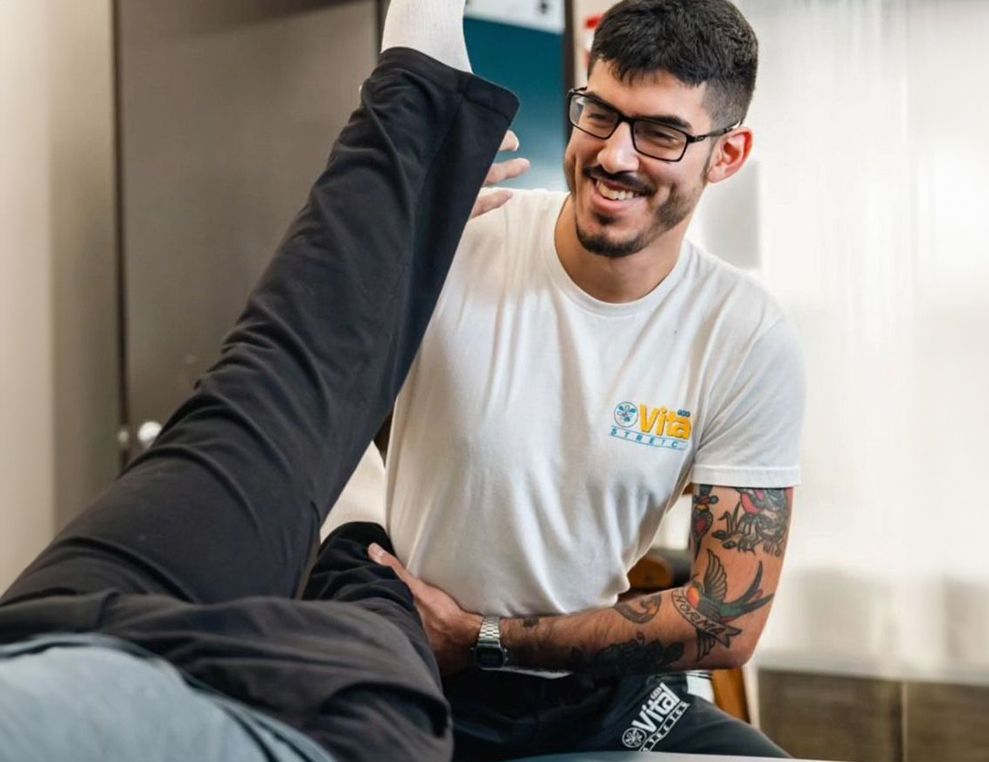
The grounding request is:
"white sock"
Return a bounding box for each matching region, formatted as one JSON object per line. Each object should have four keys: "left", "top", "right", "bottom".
{"left": 381, "top": 0, "right": 472, "bottom": 72}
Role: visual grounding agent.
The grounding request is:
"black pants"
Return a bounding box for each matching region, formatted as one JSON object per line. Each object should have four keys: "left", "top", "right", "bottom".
{"left": 0, "top": 49, "right": 518, "bottom": 762}
{"left": 445, "top": 670, "right": 789, "bottom": 760}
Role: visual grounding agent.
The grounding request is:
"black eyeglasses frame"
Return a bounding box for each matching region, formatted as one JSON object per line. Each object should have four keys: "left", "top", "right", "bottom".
{"left": 567, "top": 88, "right": 739, "bottom": 163}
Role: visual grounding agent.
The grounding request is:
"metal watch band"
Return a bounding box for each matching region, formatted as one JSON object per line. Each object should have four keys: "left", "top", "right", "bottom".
{"left": 477, "top": 615, "right": 502, "bottom": 646}
{"left": 473, "top": 615, "right": 508, "bottom": 669}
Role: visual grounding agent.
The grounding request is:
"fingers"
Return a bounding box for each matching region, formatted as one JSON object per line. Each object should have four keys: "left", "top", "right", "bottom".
{"left": 484, "top": 156, "right": 531, "bottom": 186}
{"left": 368, "top": 542, "right": 417, "bottom": 588}
{"left": 499, "top": 129, "right": 520, "bottom": 153}
{"left": 470, "top": 132, "right": 529, "bottom": 219}
{"left": 470, "top": 189, "right": 513, "bottom": 219}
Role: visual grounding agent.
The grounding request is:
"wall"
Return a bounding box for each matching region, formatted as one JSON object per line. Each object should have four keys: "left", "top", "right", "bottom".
{"left": 730, "top": 0, "right": 989, "bottom": 684}
{"left": 465, "top": 1, "right": 568, "bottom": 190}
{"left": 0, "top": 0, "right": 118, "bottom": 589}
{"left": 571, "top": 0, "right": 615, "bottom": 86}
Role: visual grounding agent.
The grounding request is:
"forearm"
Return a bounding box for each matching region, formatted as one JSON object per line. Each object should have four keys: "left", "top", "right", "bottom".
{"left": 501, "top": 585, "right": 760, "bottom": 677}
{"left": 500, "top": 486, "right": 790, "bottom": 678}
{"left": 371, "top": 487, "right": 790, "bottom": 679}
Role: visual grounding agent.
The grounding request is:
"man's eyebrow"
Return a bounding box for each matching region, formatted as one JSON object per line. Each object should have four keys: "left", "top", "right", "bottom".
{"left": 584, "top": 89, "right": 695, "bottom": 132}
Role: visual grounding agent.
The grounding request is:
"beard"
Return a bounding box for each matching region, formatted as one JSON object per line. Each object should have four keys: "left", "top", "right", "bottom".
{"left": 565, "top": 156, "right": 707, "bottom": 260}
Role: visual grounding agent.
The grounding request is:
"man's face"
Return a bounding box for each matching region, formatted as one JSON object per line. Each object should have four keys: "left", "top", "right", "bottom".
{"left": 564, "top": 62, "right": 716, "bottom": 259}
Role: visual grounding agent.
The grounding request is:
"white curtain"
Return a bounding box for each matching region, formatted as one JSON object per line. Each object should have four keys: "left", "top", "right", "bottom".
{"left": 695, "top": 0, "right": 989, "bottom": 681}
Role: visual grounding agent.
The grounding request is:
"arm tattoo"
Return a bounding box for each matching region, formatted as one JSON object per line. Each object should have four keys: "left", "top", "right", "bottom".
{"left": 564, "top": 632, "right": 684, "bottom": 677}
{"left": 712, "top": 488, "right": 790, "bottom": 556}
{"left": 690, "top": 485, "right": 720, "bottom": 560}
{"left": 671, "top": 550, "right": 773, "bottom": 658}
{"left": 521, "top": 616, "right": 541, "bottom": 629}
{"left": 614, "top": 593, "right": 663, "bottom": 624}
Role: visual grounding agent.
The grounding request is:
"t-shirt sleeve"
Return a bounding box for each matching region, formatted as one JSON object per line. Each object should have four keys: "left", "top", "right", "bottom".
{"left": 690, "top": 316, "right": 805, "bottom": 488}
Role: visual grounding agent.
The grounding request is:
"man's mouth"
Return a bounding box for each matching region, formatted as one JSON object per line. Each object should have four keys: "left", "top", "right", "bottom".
{"left": 594, "top": 179, "right": 647, "bottom": 202}
{"left": 584, "top": 171, "right": 651, "bottom": 203}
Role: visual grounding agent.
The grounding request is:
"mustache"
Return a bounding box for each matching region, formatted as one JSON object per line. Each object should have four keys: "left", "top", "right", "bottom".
{"left": 583, "top": 167, "right": 653, "bottom": 196}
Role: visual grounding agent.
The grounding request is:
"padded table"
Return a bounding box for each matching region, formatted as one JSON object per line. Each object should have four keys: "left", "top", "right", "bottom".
{"left": 513, "top": 753, "right": 833, "bottom": 761}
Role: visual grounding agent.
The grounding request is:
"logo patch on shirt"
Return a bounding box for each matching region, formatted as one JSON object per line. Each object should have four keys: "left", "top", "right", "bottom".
{"left": 610, "top": 402, "right": 692, "bottom": 451}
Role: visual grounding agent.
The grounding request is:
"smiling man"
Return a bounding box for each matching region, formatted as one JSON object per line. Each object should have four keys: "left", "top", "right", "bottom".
{"left": 369, "top": 0, "right": 805, "bottom": 758}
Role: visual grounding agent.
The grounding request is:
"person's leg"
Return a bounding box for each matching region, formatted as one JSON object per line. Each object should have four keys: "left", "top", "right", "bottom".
{"left": 566, "top": 674, "right": 790, "bottom": 758}
{"left": 0, "top": 583, "right": 455, "bottom": 762}
{"left": 443, "top": 670, "right": 545, "bottom": 761}
{"left": 443, "top": 671, "right": 789, "bottom": 760}
{"left": 2, "top": 35, "right": 517, "bottom": 608}
{"left": 0, "top": 521, "right": 458, "bottom": 761}
{"left": 656, "top": 694, "right": 790, "bottom": 757}
{"left": 302, "top": 522, "right": 437, "bottom": 673}
{"left": 0, "top": 638, "right": 330, "bottom": 762}
{"left": 0, "top": 5, "right": 506, "bottom": 761}
{"left": 92, "top": 591, "right": 457, "bottom": 762}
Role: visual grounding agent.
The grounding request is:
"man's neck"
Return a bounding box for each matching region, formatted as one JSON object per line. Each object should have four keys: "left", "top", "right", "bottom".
{"left": 553, "top": 197, "right": 688, "bottom": 304}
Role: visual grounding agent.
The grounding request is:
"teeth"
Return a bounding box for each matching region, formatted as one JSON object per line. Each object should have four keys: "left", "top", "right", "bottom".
{"left": 596, "top": 180, "right": 640, "bottom": 202}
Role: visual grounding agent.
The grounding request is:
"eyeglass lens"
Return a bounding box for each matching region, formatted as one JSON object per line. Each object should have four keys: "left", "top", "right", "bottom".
{"left": 570, "top": 95, "right": 687, "bottom": 161}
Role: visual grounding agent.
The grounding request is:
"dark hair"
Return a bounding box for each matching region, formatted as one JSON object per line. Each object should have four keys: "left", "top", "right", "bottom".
{"left": 588, "top": 0, "right": 758, "bottom": 127}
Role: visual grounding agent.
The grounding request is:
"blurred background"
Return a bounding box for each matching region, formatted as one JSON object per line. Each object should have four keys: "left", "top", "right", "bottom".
{"left": 1, "top": 1, "right": 987, "bottom": 759}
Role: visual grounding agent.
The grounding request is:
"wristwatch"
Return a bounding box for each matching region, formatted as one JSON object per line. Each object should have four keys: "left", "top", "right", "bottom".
{"left": 472, "top": 615, "right": 509, "bottom": 670}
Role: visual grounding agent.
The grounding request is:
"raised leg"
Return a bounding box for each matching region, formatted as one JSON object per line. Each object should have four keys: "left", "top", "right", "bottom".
{"left": 2, "top": 48, "right": 517, "bottom": 607}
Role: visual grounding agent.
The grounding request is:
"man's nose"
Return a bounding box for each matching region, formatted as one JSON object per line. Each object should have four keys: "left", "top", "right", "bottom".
{"left": 597, "top": 122, "right": 640, "bottom": 175}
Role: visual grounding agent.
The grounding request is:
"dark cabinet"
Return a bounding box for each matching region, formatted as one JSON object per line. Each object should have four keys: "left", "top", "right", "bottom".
{"left": 115, "top": 0, "right": 383, "bottom": 456}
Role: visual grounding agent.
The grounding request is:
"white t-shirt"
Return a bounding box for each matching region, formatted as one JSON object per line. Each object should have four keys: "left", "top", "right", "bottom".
{"left": 385, "top": 189, "right": 804, "bottom": 617}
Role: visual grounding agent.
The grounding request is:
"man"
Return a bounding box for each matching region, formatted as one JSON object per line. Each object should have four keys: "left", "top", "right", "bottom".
{"left": 369, "top": 0, "right": 804, "bottom": 758}
{"left": 0, "top": 2, "right": 519, "bottom": 760}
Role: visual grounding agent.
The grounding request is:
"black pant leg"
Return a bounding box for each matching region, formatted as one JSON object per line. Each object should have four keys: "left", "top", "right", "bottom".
{"left": 303, "top": 522, "right": 441, "bottom": 684}
{"left": 568, "top": 674, "right": 790, "bottom": 758}
{"left": 446, "top": 671, "right": 790, "bottom": 760}
{"left": 1, "top": 50, "right": 518, "bottom": 607}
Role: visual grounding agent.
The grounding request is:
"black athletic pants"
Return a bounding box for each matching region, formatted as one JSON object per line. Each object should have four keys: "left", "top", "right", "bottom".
{"left": 445, "top": 670, "right": 789, "bottom": 759}
{"left": 0, "top": 49, "right": 518, "bottom": 762}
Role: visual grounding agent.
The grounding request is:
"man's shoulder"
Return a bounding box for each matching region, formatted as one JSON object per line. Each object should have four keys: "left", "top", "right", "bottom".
{"left": 461, "top": 188, "right": 567, "bottom": 247}
{"left": 682, "top": 239, "right": 791, "bottom": 341}
{"left": 442, "top": 189, "right": 566, "bottom": 296}
{"left": 499, "top": 187, "right": 568, "bottom": 217}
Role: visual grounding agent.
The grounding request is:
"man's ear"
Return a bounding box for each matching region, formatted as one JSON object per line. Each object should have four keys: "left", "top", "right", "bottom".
{"left": 706, "top": 127, "right": 754, "bottom": 185}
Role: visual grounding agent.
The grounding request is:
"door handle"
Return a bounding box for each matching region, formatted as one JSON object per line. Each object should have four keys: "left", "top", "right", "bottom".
{"left": 137, "top": 420, "right": 162, "bottom": 451}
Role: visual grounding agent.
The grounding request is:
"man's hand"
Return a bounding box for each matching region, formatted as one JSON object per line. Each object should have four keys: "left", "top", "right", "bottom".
{"left": 470, "top": 130, "right": 530, "bottom": 219}
{"left": 368, "top": 543, "right": 483, "bottom": 675}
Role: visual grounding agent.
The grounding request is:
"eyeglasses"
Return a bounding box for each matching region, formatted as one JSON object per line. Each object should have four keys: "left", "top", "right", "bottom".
{"left": 567, "top": 88, "right": 739, "bottom": 163}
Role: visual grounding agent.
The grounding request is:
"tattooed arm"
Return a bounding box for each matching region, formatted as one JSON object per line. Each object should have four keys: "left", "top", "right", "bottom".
{"left": 370, "top": 485, "right": 792, "bottom": 676}
{"left": 500, "top": 484, "right": 792, "bottom": 676}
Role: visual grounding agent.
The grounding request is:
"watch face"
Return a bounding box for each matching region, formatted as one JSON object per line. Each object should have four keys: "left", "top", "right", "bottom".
{"left": 474, "top": 645, "right": 507, "bottom": 670}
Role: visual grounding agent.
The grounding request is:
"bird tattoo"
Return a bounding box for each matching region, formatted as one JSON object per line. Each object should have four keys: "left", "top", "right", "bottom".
{"left": 672, "top": 550, "right": 774, "bottom": 658}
